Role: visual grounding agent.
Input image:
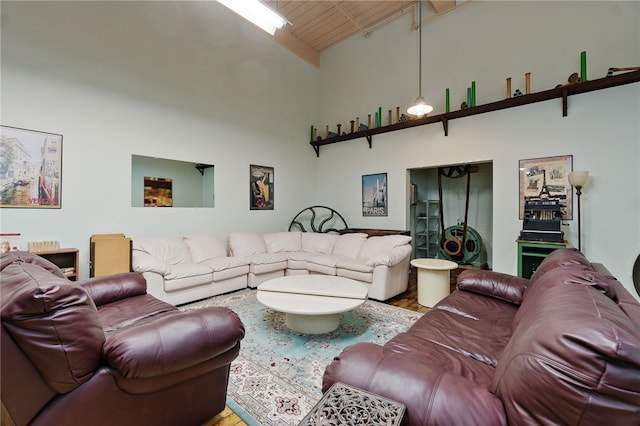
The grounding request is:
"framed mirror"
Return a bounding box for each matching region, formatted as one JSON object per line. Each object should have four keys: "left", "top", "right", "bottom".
{"left": 131, "top": 155, "right": 214, "bottom": 208}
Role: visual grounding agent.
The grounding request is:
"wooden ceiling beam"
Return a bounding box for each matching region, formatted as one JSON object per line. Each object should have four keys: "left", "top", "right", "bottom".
{"left": 429, "top": 0, "right": 456, "bottom": 15}
{"left": 273, "top": 29, "right": 321, "bottom": 68}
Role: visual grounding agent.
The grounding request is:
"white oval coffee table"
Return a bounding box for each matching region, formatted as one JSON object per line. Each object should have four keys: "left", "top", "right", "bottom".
{"left": 256, "top": 275, "right": 368, "bottom": 334}
{"left": 410, "top": 258, "right": 458, "bottom": 308}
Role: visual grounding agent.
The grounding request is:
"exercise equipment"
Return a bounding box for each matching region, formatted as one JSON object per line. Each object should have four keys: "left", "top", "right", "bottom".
{"left": 438, "top": 225, "right": 486, "bottom": 268}
{"left": 437, "top": 165, "right": 486, "bottom": 267}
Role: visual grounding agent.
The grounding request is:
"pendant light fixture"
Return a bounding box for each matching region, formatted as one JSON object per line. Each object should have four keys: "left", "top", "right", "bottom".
{"left": 407, "top": 0, "right": 433, "bottom": 117}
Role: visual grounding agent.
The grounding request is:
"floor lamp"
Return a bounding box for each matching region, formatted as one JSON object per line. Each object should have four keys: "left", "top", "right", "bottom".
{"left": 568, "top": 171, "right": 589, "bottom": 251}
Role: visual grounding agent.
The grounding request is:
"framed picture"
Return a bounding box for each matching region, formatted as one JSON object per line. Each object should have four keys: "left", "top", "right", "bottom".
{"left": 519, "top": 155, "right": 573, "bottom": 220}
{"left": 0, "top": 233, "right": 21, "bottom": 253}
{"left": 144, "top": 177, "right": 173, "bottom": 207}
{"left": 362, "top": 172, "right": 387, "bottom": 216}
{"left": 0, "top": 125, "right": 63, "bottom": 208}
{"left": 250, "top": 165, "right": 274, "bottom": 210}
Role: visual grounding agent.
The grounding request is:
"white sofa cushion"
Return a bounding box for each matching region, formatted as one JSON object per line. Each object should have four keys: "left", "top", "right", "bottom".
{"left": 211, "top": 265, "right": 250, "bottom": 281}
{"left": 184, "top": 235, "right": 227, "bottom": 263}
{"left": 286, "top": 252, "right": 308, "bottom": 270}
{"left": 305, "top": 253, "right": 345, "bottom": 275}
{"left": 131, "top": 251, "right": 170, "bottom": 275}
{"left": 336, "top": 267, "right": 374, "bottom": 283}
{"left": 228, "top": 232, "right": 267, "bottom": 257}
{"left": 333, "top": 233, "right": 368, "bottom": 259}
{"left": 336, "top": 259, "right": 376, "bottom": 283}
{"left": 307, "top": 264, "right": 337, "bottom": 275}
{"left": 358, "top": 235, "right": 412, "bottom": 260}
{"left": 248, "top": 270, "right": 284, "bottom": 287}
{"left": 263, "top": 232, "right": 302, "bottom": 253}
{"left": 366, "top": 244, "right": 412, "bottom": 267}
{"left": 199, "top": 257, "right": 250, "bottom": 274}
{"left": 301, "top": 252, "right": 342, "bottom": 267}
{"left": 133, "top": 237, "right": 192, "bottom": 265}
{"left": 165, "top": 263, "right": 212, "bottom": 280}
{"left": 163, "top": 274, "right": 214, "bottom": 292}
{"left": 302, "top": 232, "right": 340, "bottom": 254}
{"left": 336, "top": 260, "right": 375, "bottom": 273}
{"left": 248, "top": 253, "right": 288, "bottom": 274}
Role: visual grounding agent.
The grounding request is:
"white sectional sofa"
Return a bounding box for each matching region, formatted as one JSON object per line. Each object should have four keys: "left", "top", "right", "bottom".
{"left": 131, "top": 235, "right": 249, "bottom": 305}
{"left": 132, "top": 231, "right": 412, "bottom": 305}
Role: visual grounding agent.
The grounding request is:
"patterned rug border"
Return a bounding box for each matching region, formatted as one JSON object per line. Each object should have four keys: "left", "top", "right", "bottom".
{"left": 182, "top": 288, "right": 422, "bottom": 425}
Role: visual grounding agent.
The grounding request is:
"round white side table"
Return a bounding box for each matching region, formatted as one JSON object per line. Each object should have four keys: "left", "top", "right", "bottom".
{"left": 410, "top": 258, "right": 458, "bottom": 308}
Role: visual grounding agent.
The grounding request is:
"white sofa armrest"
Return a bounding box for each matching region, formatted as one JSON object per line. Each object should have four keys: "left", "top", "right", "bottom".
{"left": 132, "top": 251, "right": 170, "bottom": 275}
{"left": 366, "top": 244, "right": 412, "bottom": 267}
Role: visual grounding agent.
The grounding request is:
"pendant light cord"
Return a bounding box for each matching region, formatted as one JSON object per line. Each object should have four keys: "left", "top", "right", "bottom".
{"left": 417, "top": 0, "right": 422, "bottom": 97}
{"left": 408, "top": 0, "right": 432, "bottom": 116}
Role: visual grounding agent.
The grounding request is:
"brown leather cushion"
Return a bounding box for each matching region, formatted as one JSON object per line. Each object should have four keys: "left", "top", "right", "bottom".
{"left": 81, "top": 272, "right": 148, "bottom": 306}
{"left": 457, "top": 269, "right": 528, "bottom": 305}
{"left": 0, "top": 250, "right": 66, "bottom": 278}
{"left": 493, "top": 267, "right": 640, "bottom": 425}
{"left": 1, "top": 261, "right": 104, "bottom": 393}
{"left": 529, "top": 248, "right": 592, "bottom": 284}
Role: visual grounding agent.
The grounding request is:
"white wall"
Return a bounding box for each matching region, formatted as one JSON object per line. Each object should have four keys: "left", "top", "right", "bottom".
{"left": 315, "top": 1, "right": 640, "bottom": 296}
{"left": 0, "top": 1, "right": 320, "bottom": 278}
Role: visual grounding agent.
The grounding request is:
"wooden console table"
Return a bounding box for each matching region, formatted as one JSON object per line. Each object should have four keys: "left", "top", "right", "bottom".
{"left": 340, "top": 228, "right": 410, "bottom": 237}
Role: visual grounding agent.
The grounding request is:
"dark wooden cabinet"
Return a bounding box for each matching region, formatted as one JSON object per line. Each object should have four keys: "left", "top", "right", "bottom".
{"left": 33, "top": 248, "right": 79, "bottom": 281}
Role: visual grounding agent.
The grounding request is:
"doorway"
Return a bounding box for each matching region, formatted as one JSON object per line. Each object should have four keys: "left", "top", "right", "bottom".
{"left": 408, "top": 161, "right": 493, "bottom": 269}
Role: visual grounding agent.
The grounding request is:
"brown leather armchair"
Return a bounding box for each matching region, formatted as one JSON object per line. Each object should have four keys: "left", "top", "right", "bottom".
{"left": 1, "top": 251, "right": 245, "bottom": 426}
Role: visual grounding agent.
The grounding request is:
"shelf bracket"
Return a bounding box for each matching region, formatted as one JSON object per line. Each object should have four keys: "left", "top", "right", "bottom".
{"left": 194, "top": 163, "right": 213, "bottom": 176}
{"left": 441, "top": 116, "right": 449, "bottom": 136}
{"left": 562, "top": 88, "right": 568, "bottom": 117}
{"left": 312, "top": 144, "right": 320, "bottom": 157}
{"left": 365, "top": 134, "right": 372, "bottom": 148}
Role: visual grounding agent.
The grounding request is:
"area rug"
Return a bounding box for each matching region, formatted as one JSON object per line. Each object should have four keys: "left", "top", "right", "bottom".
{"left": 181, "top": 288, "right": 422, "bottom": 426}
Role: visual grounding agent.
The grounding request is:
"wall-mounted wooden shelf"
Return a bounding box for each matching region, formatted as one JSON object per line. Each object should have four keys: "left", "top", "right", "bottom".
{"left": 309, "top": 70, "right": 640, "bottom": 157}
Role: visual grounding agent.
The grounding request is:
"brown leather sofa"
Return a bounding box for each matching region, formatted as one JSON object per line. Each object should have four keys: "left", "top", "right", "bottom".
{"left": 323, "top": 248, "right": 640, "bottom": 425}
{"left": 1, "top": 251, "right": 245, "bottom": 426}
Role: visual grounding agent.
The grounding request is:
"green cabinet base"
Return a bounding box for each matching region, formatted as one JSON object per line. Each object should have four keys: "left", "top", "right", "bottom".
{"left": 517, "top": 240, "right": 568, "bottom": 279}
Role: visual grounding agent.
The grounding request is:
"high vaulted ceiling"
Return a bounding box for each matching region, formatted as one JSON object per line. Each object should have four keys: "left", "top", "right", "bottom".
{"left": 264, "top": 1, "right": 463, "bottom": 67}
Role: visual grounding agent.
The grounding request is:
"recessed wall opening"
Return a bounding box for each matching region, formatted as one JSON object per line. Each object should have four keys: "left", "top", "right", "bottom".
{"left": 408, "top": 161, "right": 493, "bottom": 270}
{"left": 131, "top": 155, "right": 214, "bottom": 208}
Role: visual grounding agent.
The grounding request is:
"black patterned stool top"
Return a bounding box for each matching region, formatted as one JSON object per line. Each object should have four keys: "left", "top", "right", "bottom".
{"left": 299, "top": 382, "right": 406, "bottom": 426}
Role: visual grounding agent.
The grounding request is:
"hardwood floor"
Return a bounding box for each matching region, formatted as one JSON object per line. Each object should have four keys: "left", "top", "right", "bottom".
{"left": 202, "top": 266, "right": 462, "bottom": 426}
{"left": 203, "top": 406, "right": 246, "bottom": 426}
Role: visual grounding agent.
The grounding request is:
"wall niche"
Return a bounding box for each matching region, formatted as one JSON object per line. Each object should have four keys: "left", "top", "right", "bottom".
{"left": 131, "top": 155, "right": 214, "bottom": 208}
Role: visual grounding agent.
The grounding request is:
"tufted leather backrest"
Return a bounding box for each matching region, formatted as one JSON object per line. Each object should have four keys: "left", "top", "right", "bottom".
{"left": 1, "top": 254, "right": 105, "bottom": 394}
{"left": 492, "top": 265, "right": 640, "bottom": 425}
{"left": 0, "top": 250, "right": 67, "bottom": 278}
{"left": 528, "top": 247, "right": 592, "bottom": 284}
